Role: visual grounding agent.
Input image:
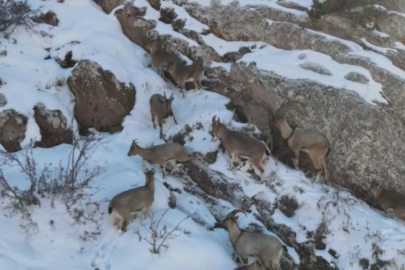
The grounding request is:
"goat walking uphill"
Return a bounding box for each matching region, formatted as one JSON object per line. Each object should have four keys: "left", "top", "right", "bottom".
{"left": 127, "top": 140, "right": 194, "bottom": 178}
{"left": 150, "top": 92, "right": 177, "bottom": 139}
{"left": 223, "top": 210, "right": 284, "bottom": 270}
{"left": 211, "top": 116, "right": 270, "bottom": 181}
{"left": 147, "top": 37, "right": 176, "bottom": 77}
{"left": 372, "top": 184, "right": 405, "bottom": 222}
{"left": 274, "top": 101, "right": 329, "bottom": 182}
{"left": 108, "top": 169, "right": 156, "bottom": 232}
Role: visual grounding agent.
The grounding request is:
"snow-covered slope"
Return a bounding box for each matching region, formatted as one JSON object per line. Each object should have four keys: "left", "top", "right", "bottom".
{"left": 1, "top": 1, "right": 405, "bottom": 270}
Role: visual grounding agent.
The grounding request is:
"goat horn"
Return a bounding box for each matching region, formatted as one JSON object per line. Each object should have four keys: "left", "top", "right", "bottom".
{"left": 170, "top": 92, "right": 174, "bottom": 99}
{"left": 227, "top": 209, "right": 247, "bottom": 219}
{"left": 164, "top": 91, "right": 167, "bottom": 99}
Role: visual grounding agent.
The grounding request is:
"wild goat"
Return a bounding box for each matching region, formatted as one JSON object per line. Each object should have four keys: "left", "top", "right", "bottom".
{"left": 127, "top": 140, "right": 194, "bottom": 177}
{"left": 150, "top": 92, "right": 177, "bottom": 139}
{"left": 235, "top": 93, "right": 273, "bottom": 151}
{"left": 167, "top": 57, "right": 204, "bottom": 97}
{"left": 372, "top": 184, "right": 405, "bottom": 222}
{"left": 223, "top": 210, "right": 284, "bottom": 270}
{"left": 147, "top": 38, "right": 176, "bottom": 76}
{"left": 273, "top": 101, "right": 329, "bottom": 182}
{"left": 108, "top": 168, "right": 155, "bottom": 232}
{"left": 211, "top": 116, "right": 270, "bottom": 181}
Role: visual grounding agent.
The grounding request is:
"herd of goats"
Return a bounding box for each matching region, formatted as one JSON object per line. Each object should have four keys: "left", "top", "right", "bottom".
{"left": 106, "top": 36, "right": 405, "bottom": 270}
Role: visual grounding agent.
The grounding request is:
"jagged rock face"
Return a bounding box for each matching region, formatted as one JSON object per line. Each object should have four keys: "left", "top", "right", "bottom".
{"left": 33, "top": 103, "right": 73, "bottom": 148}
{"left": 115, "top": 6, "right": 154, "bottom": 50}
{"left": 67, "top": 60, "right": 136, "bottom": 135}
{"left": 206, "top": 63, "right": 405, "bottom": 197}
{"left": 0, "top": 109, "right": 27, "bottom": 152}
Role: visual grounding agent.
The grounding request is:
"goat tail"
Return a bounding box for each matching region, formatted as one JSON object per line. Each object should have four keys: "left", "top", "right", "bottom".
{"left": 108, "top": 202, "right": 113, "bottom": 214}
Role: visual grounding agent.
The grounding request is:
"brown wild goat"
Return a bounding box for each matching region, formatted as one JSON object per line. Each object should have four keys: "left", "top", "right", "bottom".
{"left": 108, "top": 168, "right": 155, "bottom": 232}
{"left": 211, "top": 116, "right": 270, "bottom": 181}
{"left": 372, "top": 184, "right": 405, "bottom": 222}
{"left": 167, "top": 57, "right": 204, "bottom": 97}
{"left": 223, "top": 210, "right": 284, "bottom": 270}
{"left": 147, "top": 37, "right": 176, "bottom": 76}
{"left": 127, "top": 140, "right": 194, "bottom": 177}
{"left": 150, "top": 92, "right": 177, "bottom": 139}
{"left": 273, "top": 101, "right": 329, "bottom": 182}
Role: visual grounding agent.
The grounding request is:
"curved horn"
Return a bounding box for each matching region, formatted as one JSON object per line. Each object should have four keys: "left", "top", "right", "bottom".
{"left": 226, "top": 209, "right": 247, "bottom": 219}
{"left": 170, "top": 92, "right": 174, "bottom": 99}
{"left": 164, "top": 91, "right": 167, "bottom": 99}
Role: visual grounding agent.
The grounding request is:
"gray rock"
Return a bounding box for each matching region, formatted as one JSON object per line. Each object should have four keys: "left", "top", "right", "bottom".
{"left": 0, "top": 109, "right": 27, "bottom": 152}
{"left": 33, "top": 103, "right": 73, "bottom": 148}
{"left": 299, "top": 62, "right": 333, "bottom": 76}
{"left": 344, "top": 72, "right": 370, "bottom": 84}
{"left": 0, "top": 93, "right": 7, "bottom": 107}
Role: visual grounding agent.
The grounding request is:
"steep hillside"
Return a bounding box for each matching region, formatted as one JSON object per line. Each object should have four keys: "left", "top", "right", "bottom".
{"left": 0, "top": 0, "right": 405, "bottom": 270}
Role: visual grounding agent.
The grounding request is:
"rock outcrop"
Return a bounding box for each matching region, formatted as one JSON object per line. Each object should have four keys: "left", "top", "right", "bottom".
{"left": 0, "top": 110, "right": 27, "bottom": 152}
{"left": 67, "top": 60, "right": 136, "bottom": 135}
{"left": 33, "top": 11, "right": 59, "bottom": 26}
{"left": 33, "top": 103, "right": 72, "bottom": 148}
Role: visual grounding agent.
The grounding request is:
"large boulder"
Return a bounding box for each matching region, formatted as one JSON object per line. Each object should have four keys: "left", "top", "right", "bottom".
{"left": 67, "top": 60, "right": 136, "bottom": 135}
{"left": 33, "top": 103, "right": 73, "bottom": 148}
{"left": 0, "top": 109, "right": 27, "bottom": 152}
{"left": 93, "top": 0, "right": 124, "bottom": 14}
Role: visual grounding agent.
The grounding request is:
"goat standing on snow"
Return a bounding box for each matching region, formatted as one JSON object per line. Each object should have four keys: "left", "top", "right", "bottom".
{"left": 273, "top": 101, "right": 330, "bottom": 182}
{"left": 167, "top": 57, "right": 204, "bottom": 98}
{"left": 108, "top": 168, "right": 156, "bottom": 232}
{"left": 150, "top": 92, "right": 177, "bottom": 139}
{"left": 223, "top": 210, "right": 284, "bottom": 270}
{"left": 211, "top": 116, "right": 270, "bottom": 181}
{"left": 127, "top": 140, "right": 194, "bottom": 178}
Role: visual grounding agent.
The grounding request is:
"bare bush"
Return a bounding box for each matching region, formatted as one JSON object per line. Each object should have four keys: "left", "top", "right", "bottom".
{"left": 0, "top": 0, "right": 37, "bottom": 37}
{"left": 135, "top": 209, "right": 190, "bottom": 254}
{"left": 0, "top": 132, "right": 106, "bottom": 233}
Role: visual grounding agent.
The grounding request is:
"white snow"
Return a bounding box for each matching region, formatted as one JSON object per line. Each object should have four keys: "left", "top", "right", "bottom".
{"left": 133, "top": 0, "right": 199, "bottom": 47}
{"left": 238, "top": 46, "right": 386, "bottom": 104}
{"left": 395, "top": 41, "right": 405, "bottom": 51}
{"left": 360, "top": 38, "right": 397, "bottom": 54}
{"left": 372, "top": 30, "right": 390, "bottom": 38}
{"left": 202, "top": 33, "right": 267, "bottom": 56}
{"left": 306, "top": 28, "right": 405, "bottom": 81}
{"left": 160, "top": 0, "right": 209, "bottom": 33}
{"left": 190, "top": 0, "right": 309, "bottom": 17}
{"left": 1, "top": 0, "right": 405, "bottom": 270}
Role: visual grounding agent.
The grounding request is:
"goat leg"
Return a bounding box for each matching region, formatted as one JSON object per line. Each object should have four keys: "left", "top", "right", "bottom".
{"left": 172, "top": 115, "right": 178, "bottom": 125}
{"left": 292, "top": 149, "right": 300, "bottom": 169}
{"left": 151, "top": 112, "right": 156, "bottom": 129}
{"left": 161, "top": 164, "right": 167, "bottom": 178}
{"left": 229, "top": 152, "right": 236, "bottom": 170}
